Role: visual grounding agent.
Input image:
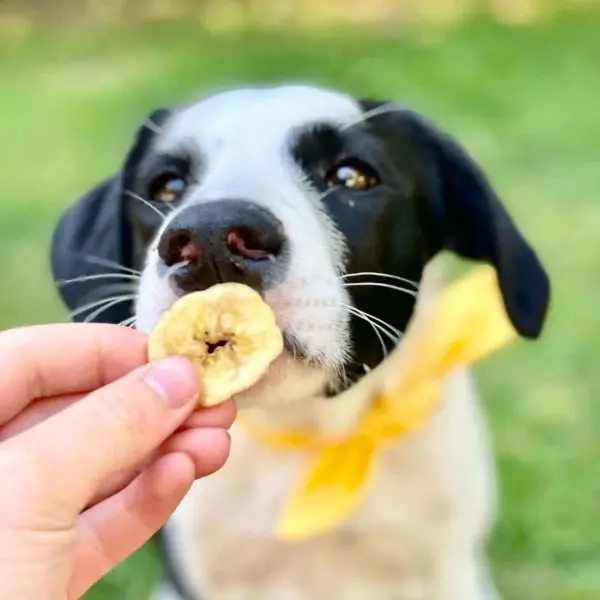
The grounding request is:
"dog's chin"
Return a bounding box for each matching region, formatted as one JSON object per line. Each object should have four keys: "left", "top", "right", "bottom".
{"left": 233, "top": 349, "right": 332, "bottom": 410}
{"left": 235, "top": 319, "right": 348, "bottom": 410}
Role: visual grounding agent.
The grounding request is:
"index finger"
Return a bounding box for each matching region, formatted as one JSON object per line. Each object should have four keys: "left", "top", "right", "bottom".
{"left": 0, "top": 323, "right": 148, "bottom": 423}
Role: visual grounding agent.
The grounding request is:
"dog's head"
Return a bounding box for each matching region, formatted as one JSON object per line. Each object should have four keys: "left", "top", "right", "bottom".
{"left": 51, "top": 84, "right": 550, "bottom": 406}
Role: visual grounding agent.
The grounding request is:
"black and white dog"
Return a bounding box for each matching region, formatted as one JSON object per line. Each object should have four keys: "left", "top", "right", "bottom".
{"left": 50, "top": 84, "right": 550, "bottom": 600}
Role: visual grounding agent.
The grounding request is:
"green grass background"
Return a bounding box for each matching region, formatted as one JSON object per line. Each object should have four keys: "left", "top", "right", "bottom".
{"left": 0, "top": 12, "right": 598, "bottom": 600}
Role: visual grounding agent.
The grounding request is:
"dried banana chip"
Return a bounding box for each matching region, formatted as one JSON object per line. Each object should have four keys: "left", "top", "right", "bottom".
{"left": 148, "top": 283, "right": 284, "bottom": 407}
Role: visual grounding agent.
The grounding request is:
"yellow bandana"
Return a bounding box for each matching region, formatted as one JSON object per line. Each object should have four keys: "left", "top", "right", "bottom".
{"left": 237, "top": 265, "right": 519, "bottom": 541}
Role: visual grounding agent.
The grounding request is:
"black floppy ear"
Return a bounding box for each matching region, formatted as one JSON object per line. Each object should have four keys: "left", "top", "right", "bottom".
{"left": 424, "top": 117, "right": 551, "bottom": 339}
{"left": 50, "top": 176, "right": 134, "bottom": 324}
{"left": 50, "top": 107, "right": 171, "bottom": 324}
{"left": 361, "top": 101, "right": 551, "bottom": 339}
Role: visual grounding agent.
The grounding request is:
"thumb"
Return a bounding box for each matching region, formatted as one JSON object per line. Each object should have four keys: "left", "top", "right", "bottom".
{"left": 3, "top": 356, "right": 200, "bottom": 523}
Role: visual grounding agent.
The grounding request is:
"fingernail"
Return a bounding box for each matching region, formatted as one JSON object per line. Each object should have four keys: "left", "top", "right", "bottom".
{"left": 145, "top": 357, "right": 200, "bottom": 409}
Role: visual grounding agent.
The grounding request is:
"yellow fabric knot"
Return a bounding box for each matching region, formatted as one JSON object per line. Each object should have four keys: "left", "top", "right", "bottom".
{"left": 236, "top": 265, "right": 519, "bottom": 541}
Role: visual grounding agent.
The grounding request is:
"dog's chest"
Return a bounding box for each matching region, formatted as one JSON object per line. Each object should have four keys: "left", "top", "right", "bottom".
{"left": 177, "top": 441, "right": 443, "bottom": 598}
{"left": 171, "top": 372, "right": 493, "bottom": 599}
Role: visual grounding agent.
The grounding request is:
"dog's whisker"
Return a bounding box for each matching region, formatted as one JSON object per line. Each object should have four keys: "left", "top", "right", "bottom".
{"left": 342, "top": 272, "right": 419, "bottom": 290}
{"left": 119, "top": 315, "right": 138, "bottom": 329}
{"left": 346, "top": 305, "right": 400, "bottom": 348}
{"left": 143, "top": 118, "right": 163, "bottom": 135}
{"left": 359, "top": 312, "right": 402, "bottom": 342}
{"left": 343, "top": 281, "right": 418, "bottom": 298}
{"left": 58, "top": 273, "right": 141, "bottom": 287}
{"left": 345, "top": 304, "right": 402, "bottom": 342}
{"left": 317, "top": 187, "right": 338, "bottom": 203}
{"left": 345, "top": 306, "right": 388, "bottom": 358}
{"left": 125, "top": 190, "right": 168, "bottom": 221}
{"left": 76, "top": 285, "right": 138, "bottom": 317}
{"left": 70, "top": 294, "right": 137, "bottom": 320}
{"left": 118, "top": 315, "right": 137, "bottom": 326}
{"left": 83, "top": 255, "right": 142, "bottom": 277}
{"left": 341, "top": 102, "right": 403, "bottom": 130}
{"left": 357, "top": 314, "right": 387, "bottom": 358}
{"left": 83, "top": 296, "right": 137, "bottom": 324}
{"left": 83, "top": 299, "right": 132, "bottom": 324}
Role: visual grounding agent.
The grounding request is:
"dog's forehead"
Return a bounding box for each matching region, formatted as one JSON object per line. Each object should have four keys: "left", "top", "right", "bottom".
{"left": 157, "top": 85, "right": 363, "bottom": 154}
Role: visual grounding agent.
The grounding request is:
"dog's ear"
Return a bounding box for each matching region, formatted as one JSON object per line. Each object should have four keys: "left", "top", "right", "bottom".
{"left": 360, "top": 101, "right": 551, "bottom": 339}
{"left": 50, "top": 108, "right": 171, "bottom": 323}
{"left": 50, "top": 176, "right": 133, "bottom": 324}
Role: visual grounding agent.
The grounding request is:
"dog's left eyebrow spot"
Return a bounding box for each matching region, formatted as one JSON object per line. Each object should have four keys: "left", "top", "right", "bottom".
{"left": 291, "top": 123, "right": 345, "bottom": 172}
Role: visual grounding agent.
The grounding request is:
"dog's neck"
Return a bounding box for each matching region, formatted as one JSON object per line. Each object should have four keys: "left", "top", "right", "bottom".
{"left": 237, "top": 390, "right": 368, "bottom": 439}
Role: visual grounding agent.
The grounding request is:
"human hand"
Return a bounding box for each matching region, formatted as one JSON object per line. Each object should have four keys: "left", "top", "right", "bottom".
{"left": 0, "top": 323, "right": 236, "bottom": 600}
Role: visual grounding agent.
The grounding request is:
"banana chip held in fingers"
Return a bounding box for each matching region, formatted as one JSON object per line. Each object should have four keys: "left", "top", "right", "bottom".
{"left": 148, "top": 283, "right": 284, "bottom": 407}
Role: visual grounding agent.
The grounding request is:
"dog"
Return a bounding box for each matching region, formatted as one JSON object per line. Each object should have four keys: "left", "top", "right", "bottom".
{"left": 50, "top": 83, "right": 550, "bottom": 600}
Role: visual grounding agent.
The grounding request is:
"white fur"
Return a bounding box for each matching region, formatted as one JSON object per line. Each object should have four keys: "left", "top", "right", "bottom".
{"left": 135, "top": 85, "right": 502, "bottom": 599}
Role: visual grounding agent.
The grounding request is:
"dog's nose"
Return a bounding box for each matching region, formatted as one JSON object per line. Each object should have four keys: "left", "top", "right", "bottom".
{"left": 157, "top": 200, "right": 287, "bottom": 292}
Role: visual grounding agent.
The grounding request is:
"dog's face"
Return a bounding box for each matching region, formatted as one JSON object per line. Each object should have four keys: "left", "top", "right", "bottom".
{"left": 51, "top": 84, "right": 550, "bottom": 407}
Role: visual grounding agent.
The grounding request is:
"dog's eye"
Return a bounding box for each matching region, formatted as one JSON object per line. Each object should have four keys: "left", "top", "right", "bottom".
{"left": 150, "top": 174, "right": 187, "bottom": 203}
{"left": 325, "top": 160, "right": 380, "bottom": 191}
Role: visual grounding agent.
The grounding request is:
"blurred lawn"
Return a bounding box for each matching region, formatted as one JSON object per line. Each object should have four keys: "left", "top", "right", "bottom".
{"left": 0, "top": 12, "right": 599, "bottom": 600}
